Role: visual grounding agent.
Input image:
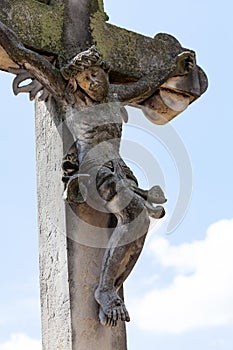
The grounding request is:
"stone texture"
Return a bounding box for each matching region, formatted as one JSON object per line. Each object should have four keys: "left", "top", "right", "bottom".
{"left": 0, "top": 0, "right": 207, "bottom": 93}
{"left": 0, "top": 0, "right": 64, "bottom": 53}
{"left": 35, "top": 98, "right": 127, "bottom": 349}
{"left": 35, "top": 100, "right": 72, "bottom": 349}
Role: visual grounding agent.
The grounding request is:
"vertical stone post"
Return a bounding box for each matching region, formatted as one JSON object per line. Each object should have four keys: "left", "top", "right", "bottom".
{"left": 35, "top": 100, "right": 72, "bottom": 349}
{"left": 35, "top": 99, "right": 127, "bottom": 349}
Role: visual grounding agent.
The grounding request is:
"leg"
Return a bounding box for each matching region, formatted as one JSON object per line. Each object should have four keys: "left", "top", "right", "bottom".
{"left": 114, "top": 233, "right": 147, "bottom": 292}
{"left": 95, "top": 192, "right": 150, "bottom": 327}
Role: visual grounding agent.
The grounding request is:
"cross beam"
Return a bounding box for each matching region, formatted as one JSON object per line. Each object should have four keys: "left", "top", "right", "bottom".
{"left": 0, "top": 0, "right": 207, "bottom": 88}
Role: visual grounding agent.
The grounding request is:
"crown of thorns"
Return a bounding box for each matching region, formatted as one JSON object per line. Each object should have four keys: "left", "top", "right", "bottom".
{"left": 61, "top": 46, "right": 110, "bottom": 80}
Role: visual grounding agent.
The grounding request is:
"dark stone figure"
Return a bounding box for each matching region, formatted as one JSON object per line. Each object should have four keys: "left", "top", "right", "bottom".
{"left": 60, "top": 47, "right": 170, "bottom": 326}
{"left": 0, "top": 21, "right": 202, "bottom": 327}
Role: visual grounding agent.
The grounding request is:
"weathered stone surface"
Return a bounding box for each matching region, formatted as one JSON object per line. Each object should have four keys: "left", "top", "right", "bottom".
{"left": 0, "top": 0, "right": 63, "bottom": 52}
{"left": 60, "top": 0, "right": 108, "bottom": 64}
{"left": 36, "top": 98, "right": 127, "bottom": 349}
{"left": 35, "top": 99, "right": 72, "bottom": 349}
{"left": 67, "top": 205, "right": 127, "bottom": 349}
{"left": 0, "top": 0, "right": 207, "bottom": 93}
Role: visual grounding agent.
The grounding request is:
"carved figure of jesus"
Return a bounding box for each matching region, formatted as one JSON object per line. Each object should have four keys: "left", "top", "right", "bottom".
{"left": 59, "top": 47, "right": 170, "bottom": 327}
{"left": 0, "top": 21, "right": 196, "bottom": 327}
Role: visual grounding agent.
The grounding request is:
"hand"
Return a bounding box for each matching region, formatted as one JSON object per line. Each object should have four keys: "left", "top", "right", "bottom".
{"left": 175, "top": 51, "right": 196, "bottom": 75}
{"left": 8, "top": 67, "right": 49, "bottom": 101}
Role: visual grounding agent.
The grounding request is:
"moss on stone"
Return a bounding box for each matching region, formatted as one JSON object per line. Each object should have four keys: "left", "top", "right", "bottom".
{"left": 0, "top": 0, "right": 64, "bottom": 54}
{"left": 90, "top": 11, "right": 183, "bottom": 81}
{"left": 0, "top": 0, "right": 187, "bottom": 84}
{"left": 90, "top": 12, "right": 114, "bottom": 61}
{"left": 40, "top": 1, "right": 64, "bottom": 51}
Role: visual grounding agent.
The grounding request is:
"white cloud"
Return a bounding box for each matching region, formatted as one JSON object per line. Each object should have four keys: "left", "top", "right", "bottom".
{"left": 0, "top": 334, "right": 41, "bottom": 350}
{"left": 130, "top": 219, "right": 233, "bottom": 334}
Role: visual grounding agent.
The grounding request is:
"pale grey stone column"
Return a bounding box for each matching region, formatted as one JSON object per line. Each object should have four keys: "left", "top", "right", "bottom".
{"left": 35, "top": 99, "right": 72, "bottom": 350}
{"left": 35, "top": 99, "right": 127, "bottom": 350}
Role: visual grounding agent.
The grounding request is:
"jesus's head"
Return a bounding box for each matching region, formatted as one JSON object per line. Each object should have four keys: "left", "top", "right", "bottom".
{"left": 61, "top": 46, "right": 110, "bottom": 102}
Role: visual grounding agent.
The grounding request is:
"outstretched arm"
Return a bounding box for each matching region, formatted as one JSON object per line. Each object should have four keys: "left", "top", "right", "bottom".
{"left": 110, "top": 66, "right": 176, "bottom": 104}
{"left": 110, "top": 74, "right": 166, "bottom": 104}
{"left": 111, "top": 51, "right": 195, "bottom": 103}
{"left": 0, "top": 20, "right": 66, "bottom": 100}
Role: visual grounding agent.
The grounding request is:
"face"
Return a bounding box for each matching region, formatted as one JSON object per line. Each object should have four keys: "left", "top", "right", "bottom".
{"left": 76, "top": 66, "right": 109, "bottom": 102}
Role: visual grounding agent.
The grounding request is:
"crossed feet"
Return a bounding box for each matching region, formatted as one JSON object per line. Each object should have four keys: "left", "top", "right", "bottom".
{"left": 95, "top": 288, "right": 130, "bottom": 327}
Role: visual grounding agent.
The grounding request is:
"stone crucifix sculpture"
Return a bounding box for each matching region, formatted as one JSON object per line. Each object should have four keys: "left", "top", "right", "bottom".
{"left": 0, "top": 1, "right": 207, "bottom": 349}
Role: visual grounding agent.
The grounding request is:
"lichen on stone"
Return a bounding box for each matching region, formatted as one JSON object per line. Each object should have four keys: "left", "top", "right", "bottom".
{"left": 0, "top": 0, "right": 64, "bottom": 54}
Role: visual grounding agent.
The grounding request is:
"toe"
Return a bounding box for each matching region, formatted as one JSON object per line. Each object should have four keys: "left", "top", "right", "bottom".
{"left": 106, "top": 317, "right": 112, "bottom": 327}
{"left": 120, "top": 307, "right": 126, "bottom": 321}
{"left": 117, "top": 307, "right": 122, "bottom": 320}
{"left": 112, "top": 309, "right": 117, "bottom": 321}
{"left": 112, "top": 319, "right": 117, "bottom": 327}
{"left": 125, "top": 310, "right": 130, "bottom": 322}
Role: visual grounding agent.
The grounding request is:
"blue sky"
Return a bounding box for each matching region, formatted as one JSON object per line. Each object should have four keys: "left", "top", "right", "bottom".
{"left": 0, "top": 0, "right": 233, "bottom": 349}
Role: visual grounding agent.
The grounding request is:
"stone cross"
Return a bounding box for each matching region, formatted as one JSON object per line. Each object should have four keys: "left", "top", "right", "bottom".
{"left": 0, "top": 1, "right": 207, "bottom": 349}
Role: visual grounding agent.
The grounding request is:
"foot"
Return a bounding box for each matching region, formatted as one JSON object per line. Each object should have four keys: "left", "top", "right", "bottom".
{"left": 95, "top": 288, "right": 130, "bottom": 327}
